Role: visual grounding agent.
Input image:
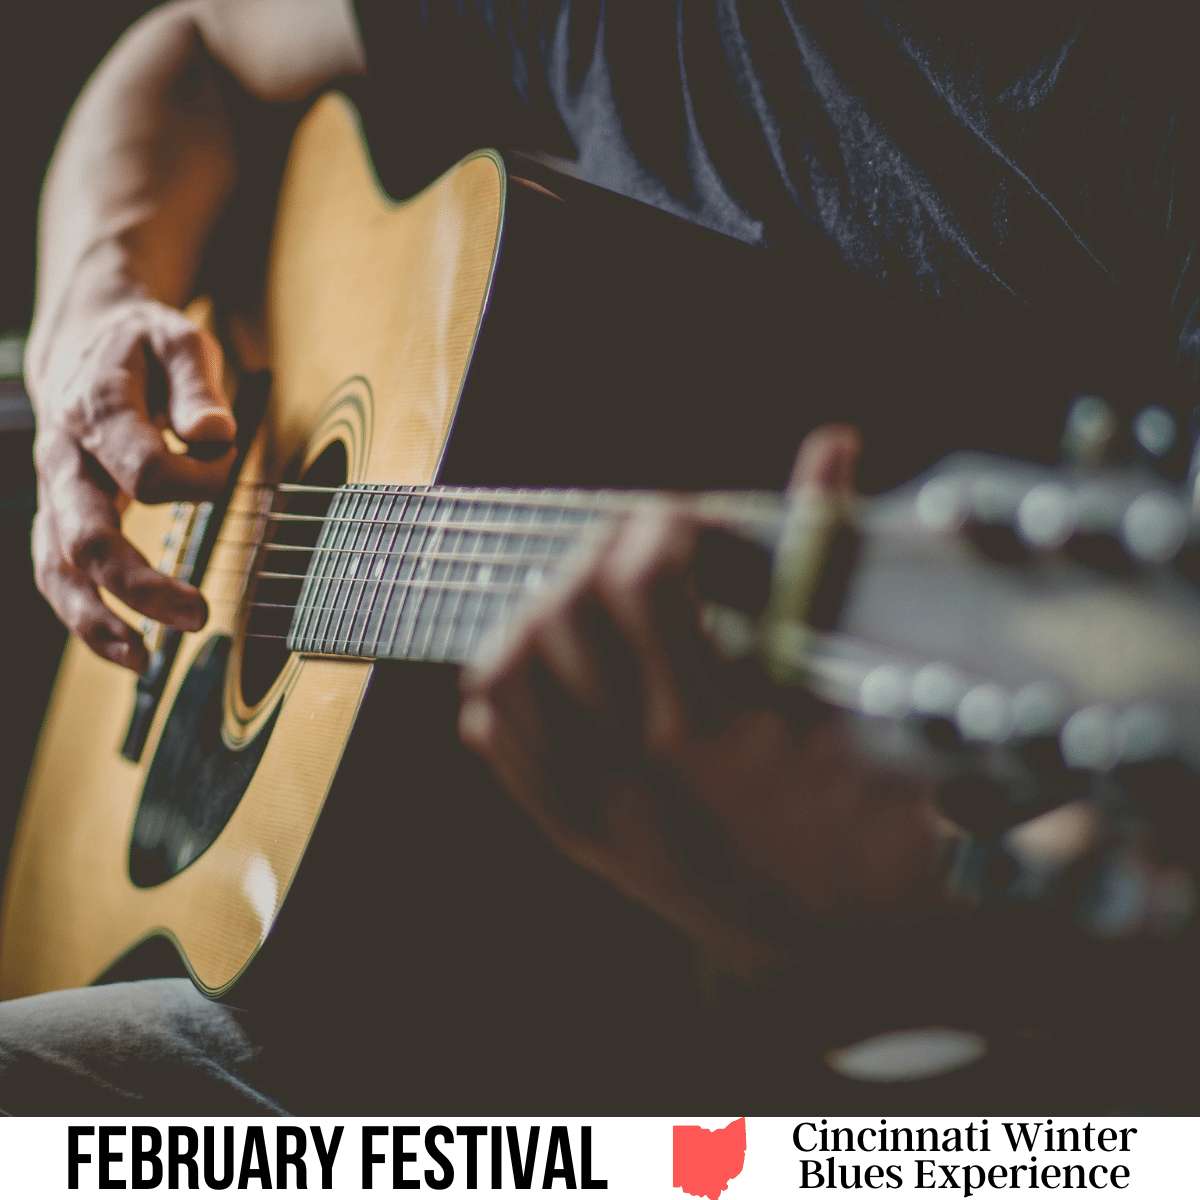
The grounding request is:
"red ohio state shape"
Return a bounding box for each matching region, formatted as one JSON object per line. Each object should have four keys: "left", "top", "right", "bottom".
{"left": 672, "top": 1117, "right": 747, "bottom": 1200}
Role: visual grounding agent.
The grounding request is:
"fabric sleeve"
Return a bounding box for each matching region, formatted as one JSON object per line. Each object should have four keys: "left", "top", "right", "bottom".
{"left": 349, "top": 0, "right": 577, "bottom": 194}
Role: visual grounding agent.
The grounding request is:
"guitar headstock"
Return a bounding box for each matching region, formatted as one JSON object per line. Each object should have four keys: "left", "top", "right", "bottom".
{"left": 745, "top": 452, "right": 1200, "bottom": 936}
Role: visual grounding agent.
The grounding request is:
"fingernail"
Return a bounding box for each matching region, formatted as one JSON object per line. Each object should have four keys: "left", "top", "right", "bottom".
{"left": 174, "top": 599, "right": 207, "bottom": 631}
{"left": 112, "top": 641, "right": 148, "bottom": 673}
{"left": 457, "top": 698, "right": 493, "bottom": 750}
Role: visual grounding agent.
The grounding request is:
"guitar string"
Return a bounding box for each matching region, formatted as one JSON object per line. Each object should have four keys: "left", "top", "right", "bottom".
{"left": 203, "top": 536, "right": 582, "bottom": 591}
{"left": 209, "top": 535, "right": 577, "bottom": 629}
{"left": 177, "top": 485, "right": 775, "bottom": 599}
{"left": 202, "top": 505, "right": 596, "bottom": 589}
{"left": 220, "top": 509, "right": 611, "bottom": 533}
{"left": 336, "top": 486, "right": 393, "bottom": 654}
{"left": 232, "top": 551, "right": 638, "bottom": 648}
{"left": 201, "top": 517, "right": 587, "bottom": 587}
{"left": 441, "top": 493, "right": 550, "bottom": 665}
{"left": 218, "top": 540, "right": 576, "bottom": 565}
{"left": 310, "top": 485, "right": 371, "bottom": 654}
{"left": 397, "top": 493, "right": 449, "bottom": 660}
{"left": 199, "top": 505, "right": 609, "bottom": 655}
{"left": 374, "top": 489, "right": 436, "bottom": 658}
{"left": 309, "top": 485, "right": 369, "bottom": 652}
{"left": 431, "top": 494, "right": 494, "bottom": 662}
{"left": 356, "top": 487, "right": 407, "bottom": 657}
{"left": 230, "top": 479, "right": 653, "bottom": 513}
{"left": 157, "top": 486, "right": 781, "bottom": 642}
{"left": 410, "top": 497, "right": 464, "bottom": 661}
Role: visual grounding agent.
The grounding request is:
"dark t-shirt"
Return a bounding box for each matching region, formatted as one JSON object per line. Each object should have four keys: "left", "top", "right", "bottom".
{"left": 350, "top": 1, "right": 1200, "bottom": 473}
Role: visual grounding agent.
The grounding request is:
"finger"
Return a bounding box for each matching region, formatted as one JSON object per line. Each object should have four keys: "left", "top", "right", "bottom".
{"left": 462, "top": 522, "right": 616, "bottom": 689}
{"left": 41, "top": 439, "right": 207, "bottom": 631}
{"left": 146, "top": 317, "right": 237, "bottom": 445}
{"left": 82, "top": 403, "right": 235, "bottom": 503}
{"left": 527, "top": 657, "right": 619, "bottom": 834}
{"left": 458, "top": 695, "right": 556, "bottom": 825}
{"left": 462, "top": 615, "right": 617, "bottom": 835}
{"left": 525, "top": 586, "right": 649, "bottom": 735}
{"left": 461, "top": 638, "right": 551, "bottom": 773}
{"left": 467, "top": 697, "right": 782, "bottom": 978}
{"left": 32, "top": 507, "right": 148, "bottom": 672}
{"left": 61, "top": 313, "right": 234, "bottom": 502}
{"left": 460, "top": 681, "right": 621, "bottom": 855}
{"left": 787, "top": 422, "right": 862, "bottom": 494}
{"left": 595, "top": 503, "right": 700, "bottom": 761}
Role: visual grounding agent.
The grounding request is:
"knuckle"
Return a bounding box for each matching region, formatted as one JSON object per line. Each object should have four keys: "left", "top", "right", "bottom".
{"left": 62, "top": 376, "right": 130, "bottom": 446}
{"left": 64, "top": 524, "right": 115, "bottom": 571}
{"left": 33, "top": 434, "right": 64, "bottom": 478}
{"left": 458, "top": 698, "right": 497, "bottom": 756}
{"left": 78, "top": 618, "right": 111, "bottom": 649}
{"left": 32, "top": 553, "right": 52, "bottom": 597}
{"left": 127, "top": 451, "right": 168, "bottom": 503}
{"left": 122, "top": 579, "right": 159, "bottom": 614}
{"left": 645, "top": 705, "right": 688, "bottom": 762}
{"left": 596, "top": 555, "right": 647, "bottom": 617}
{"left": 153, "top": 313, "right": 205, "bottom": 362}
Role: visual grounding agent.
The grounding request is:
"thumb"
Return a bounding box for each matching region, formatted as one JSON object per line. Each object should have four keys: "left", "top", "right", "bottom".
{"left": 147, "top": 313, "right": 237, "bottom": 446}
{"left": 787, "top": 423, "right": 862, "bottom": 495}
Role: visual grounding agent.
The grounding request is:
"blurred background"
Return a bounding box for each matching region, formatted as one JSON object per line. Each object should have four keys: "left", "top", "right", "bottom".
{"left": 0, "top": 5, "right": 159, "bottom": 848}
{"left": 1, "top": 5, "right": 158, "bottom": 333}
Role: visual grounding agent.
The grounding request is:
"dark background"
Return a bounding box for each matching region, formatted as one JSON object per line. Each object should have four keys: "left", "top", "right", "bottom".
{"left": 0, "top": 5, "right": 157, "bottom": 334}
{"left": 0, "top": 6, "right": 157, "bottom": 840}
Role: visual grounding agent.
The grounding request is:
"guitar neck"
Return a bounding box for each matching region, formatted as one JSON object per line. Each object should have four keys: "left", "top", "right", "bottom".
{"left": 274, "top": 483, "right": 785, "bottom": 665}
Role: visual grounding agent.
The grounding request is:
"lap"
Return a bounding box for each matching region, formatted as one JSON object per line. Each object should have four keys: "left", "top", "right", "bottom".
{"left": 0, "top": 978, "right": 285, "bottom": 1115}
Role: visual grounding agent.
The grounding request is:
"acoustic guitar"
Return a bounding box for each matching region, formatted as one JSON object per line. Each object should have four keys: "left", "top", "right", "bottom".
{"left": 2, "top": 92, "right": 1198, "bottom": 1006}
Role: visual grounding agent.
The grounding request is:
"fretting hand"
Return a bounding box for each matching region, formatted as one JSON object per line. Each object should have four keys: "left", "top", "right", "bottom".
{"left": 458, "top": 426, "right": 953, "bottom": 978}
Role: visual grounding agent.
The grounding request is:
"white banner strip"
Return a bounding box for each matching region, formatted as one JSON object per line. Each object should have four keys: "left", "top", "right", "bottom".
{"left": 1, "top": 1115, "right": 1193, "bottom": 1196}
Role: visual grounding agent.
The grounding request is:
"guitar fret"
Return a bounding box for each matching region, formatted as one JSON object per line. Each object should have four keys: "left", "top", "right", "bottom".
{"left": 426, "top": 497, "right": 477, "bottom": 663}
{"left": 404, "top": 494, "right": 455, "bottom": 660}
{"left": 313, "top": 487, "right": 376, "bottom": 654}
{"left": 373, "top": 488, "right": 427, "bottom": 657}
{"left": 290, "top": 484, "right": 616, "bottom": 662}
{"left": 341, "top": 488, "right": 395, "bottom": 655}
{"left": 357, "top": 487, "right": 408, "bottom": 656}
{"left": 442, "top": 495, "right": 496, "bottom": 663}
{"left": 289, "top": 490, "right": 348, "bottom": 653}
{"left": 388, "top": 492, "right": 443, "bottom": 659}
{"left": 410, "top": 496, "right": 454, "bottom": 661}
{"left": 486, "top": 491, "right": 545, "bottom": 656}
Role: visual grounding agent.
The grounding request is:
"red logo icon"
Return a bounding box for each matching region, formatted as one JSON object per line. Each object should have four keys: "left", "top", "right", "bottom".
{"left": 672, "top": 1117, "right": 746, "bottom": 1200}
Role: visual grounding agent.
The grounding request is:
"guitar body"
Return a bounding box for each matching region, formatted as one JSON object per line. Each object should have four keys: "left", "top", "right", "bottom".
{"left": 0, "top": 94, "right": 808, "bottom": 1010}
{"left": 0, "top": 95, "right": 505, "bottom": 999}
{"left": 6, "top": 95, "right": 1200, "bottom": 1115}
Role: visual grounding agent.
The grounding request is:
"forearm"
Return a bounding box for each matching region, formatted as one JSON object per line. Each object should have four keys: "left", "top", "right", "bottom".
{"left": 26, "top": 0, "right": 366, "bottom": 392}
{"left": 28, "top": 5, "right": 235, "bottom": 390}
{"left": 25, "top": 0, "right": 365, "bottom": 667}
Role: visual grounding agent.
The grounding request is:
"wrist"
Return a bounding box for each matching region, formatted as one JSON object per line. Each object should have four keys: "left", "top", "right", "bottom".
{"left": 27, "top": 246, "right": 153, "bottom": 404}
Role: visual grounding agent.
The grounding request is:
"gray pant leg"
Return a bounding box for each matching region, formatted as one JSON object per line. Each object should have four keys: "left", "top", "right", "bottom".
{"left": 0, "top": 979, "right": 286, "bottom": 1115}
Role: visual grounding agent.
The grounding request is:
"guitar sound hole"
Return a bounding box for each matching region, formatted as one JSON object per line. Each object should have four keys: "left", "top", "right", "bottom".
{"left": 239, "top": 440, "right": 347, "bottom": 707}
{"left": 129, "top": 635, "right": 277, "bottom": 887}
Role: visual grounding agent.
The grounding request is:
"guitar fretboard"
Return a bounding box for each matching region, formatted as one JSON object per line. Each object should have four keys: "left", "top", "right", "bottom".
{"left": 286, "top": 485, "right": 609, "bottom": 662}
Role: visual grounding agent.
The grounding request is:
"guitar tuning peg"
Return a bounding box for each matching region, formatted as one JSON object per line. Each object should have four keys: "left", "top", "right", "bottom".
{"left": 1132, "top": 404, "right": 1178, "bottom": 461}
{"left": 1116, "top": 701, "right": 1178, "bottom": 764}
{"left": 1059, "top": 704, "right": 1121, "bottom": 772}
{"left": 1061, "top": 393, "right": 1119, "bottom": 466}
{"left": 964, "top": 472, "right": 1032, "bottom": 562}
{"left": 1121, "top": 490, "right": 1190, "bottom": 563}
{"left": 1016, "top": 482, "right": 1076, "bottom": 549}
